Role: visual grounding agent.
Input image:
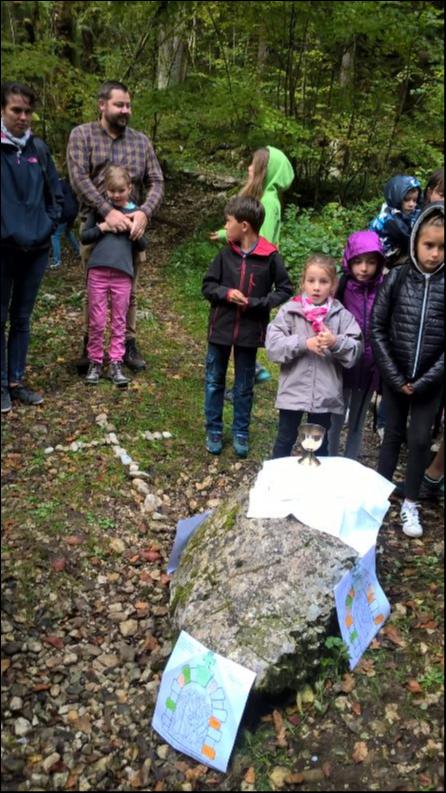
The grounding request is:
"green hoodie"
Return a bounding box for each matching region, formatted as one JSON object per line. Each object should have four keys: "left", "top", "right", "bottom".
{"left": 216, "top": 146, "right": 294, "bottom": 246}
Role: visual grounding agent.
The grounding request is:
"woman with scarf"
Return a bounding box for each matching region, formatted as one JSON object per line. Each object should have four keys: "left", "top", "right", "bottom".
{"left": 1, "top": 81, "right": 62, "bottom": 413}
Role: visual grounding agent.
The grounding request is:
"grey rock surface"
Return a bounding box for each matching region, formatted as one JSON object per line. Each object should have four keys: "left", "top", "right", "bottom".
{"left": 170, "top": 490, "right": 358, "bottom": 693}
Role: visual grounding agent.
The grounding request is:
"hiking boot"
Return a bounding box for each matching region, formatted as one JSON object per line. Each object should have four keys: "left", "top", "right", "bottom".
{"left": 76, "top": 334, "right": 90, "bottom": 375}
{"left": 206, "top": 433, "right": 223, "bottom": 455}
{"left": 419, "top": 473, "right": 444, "bottom": 500}
{"left": 233, "top": 435, "right": 249, "bottom": 458}
{"left": 255, "top": 363, "right": 271, "bottom": 383}
{"left": 124, "top": 339, "right": 146, "bottom": 372}
{"left": 400, "top": 501, "right": 423, "bottom": 538}
{"left": 85, "top": 362, "right": 102, "bottom": 385}
{"left": 108, "top": 361, "right": 129, "bottom": 388}
{"left": 9, "top": 385, "right": 44, "bottom": 406}
{"left": 1, "top": 387, "right": 12, "bottom": 414}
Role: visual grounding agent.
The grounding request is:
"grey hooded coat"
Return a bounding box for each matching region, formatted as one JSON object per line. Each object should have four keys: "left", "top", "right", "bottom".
{"left": 266, "top": 298, "right": 363, "bottom": 414}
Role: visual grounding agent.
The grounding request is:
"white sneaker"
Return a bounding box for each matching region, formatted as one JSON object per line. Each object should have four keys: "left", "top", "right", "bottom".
{"left": 377, "top": 427, "right": 385, "bottom": 444}
{"left": 400, "top": 501, "right": 423, "bottom": 538}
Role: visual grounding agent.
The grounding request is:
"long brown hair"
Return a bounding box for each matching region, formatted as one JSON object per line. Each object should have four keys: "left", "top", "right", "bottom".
{"left": 239, "top": 148, "right": 269, "bottom": 201}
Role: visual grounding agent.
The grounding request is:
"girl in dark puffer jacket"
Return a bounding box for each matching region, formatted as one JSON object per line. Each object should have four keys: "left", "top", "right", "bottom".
{"left": 371, "top": 203, "right": 444, "bottom": 539}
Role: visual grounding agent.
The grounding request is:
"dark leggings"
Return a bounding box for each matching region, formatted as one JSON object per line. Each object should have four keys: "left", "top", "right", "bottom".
{"left": 272, "top": 410, "right": 331, "bottom": 459}
{"left": 378, "top": 383, "right": 443, "bottom": 500}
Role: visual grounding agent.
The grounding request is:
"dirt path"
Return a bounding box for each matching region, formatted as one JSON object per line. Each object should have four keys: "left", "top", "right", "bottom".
{"left": 1, "top": 177, "right": 444, "bottom": 792}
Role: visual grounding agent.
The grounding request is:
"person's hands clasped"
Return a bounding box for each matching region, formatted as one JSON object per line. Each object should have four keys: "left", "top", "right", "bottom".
{"left": 104, "top": 208, "right": 132, "bottom": 234}
{"left": 227, "top": 289, "right": 248, "bottom": 306}
{"left": 317, "top": 325, "right": 337, "bottom": 350}
{"left": 128, "top": 210, "right": 148, "bottom": 240}
{"left": 306, "top": 336, "right": 326, "bottom": 356}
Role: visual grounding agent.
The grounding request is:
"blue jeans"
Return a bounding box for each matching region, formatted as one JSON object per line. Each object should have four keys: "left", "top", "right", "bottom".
{"left": 272, "top": 410, "right": 331, "bottom": 458}
{"left": 51, "top": 222, "right": 80, "bottom": 264}
{"left": 205, "top": 343, "right": 257, "bottom": 439}
{"left": 1, "top": 248, "right": 49, "bottom": 387}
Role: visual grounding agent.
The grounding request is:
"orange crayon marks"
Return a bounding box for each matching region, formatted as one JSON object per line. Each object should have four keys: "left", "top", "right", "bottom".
{"left": 374, "top": 614, "right": 385, "bottom": 625}
{"left": 345, "top": 614, "right": 354, "bottom": 628}
{"left": 208, "top": 716, "right": 221, "bottom": 730}
{"left": 201, "top": 744, "right": 216, "bottom": 760}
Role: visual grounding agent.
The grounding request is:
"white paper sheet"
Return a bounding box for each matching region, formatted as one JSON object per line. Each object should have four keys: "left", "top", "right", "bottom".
{"left": 334, "top": 546, "right": 391, "bottom": 669}
{"left": 247, "top": 456, "right": 394, "bottom": 556}
{"left": 152, "top": 631, "right": 256, "bottom": 773}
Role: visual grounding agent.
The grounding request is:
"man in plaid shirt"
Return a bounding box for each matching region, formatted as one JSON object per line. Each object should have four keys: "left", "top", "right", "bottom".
{"left": 67, "top": 80, "right": 164, "bottom": 373}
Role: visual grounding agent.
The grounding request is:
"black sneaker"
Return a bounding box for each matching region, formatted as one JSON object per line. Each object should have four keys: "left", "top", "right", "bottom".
{"left": 85, "top": 362, "right": 102, "bottom": 385}
{"left": 419, "top": 474, "right": 444, "bottom": 500}
{"left": 124, "top": 339, "right": 146, "bottom": 372}
{"left": 76, "top": 334, "right": 90, "bottom": 375}
{"left": 1, "top": 387, "right": 12, "bottom": 414}
{"left": 9, "top": 385, "right": 44, "bottom": 406}
{"left": 108, "top": 362, "right": 129, "bottom": 387}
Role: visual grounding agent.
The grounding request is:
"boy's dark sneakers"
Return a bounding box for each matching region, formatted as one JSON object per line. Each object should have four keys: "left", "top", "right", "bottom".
{"left": 1, "top": 387, "right": 12, "bottom": 413}
{"left": 233, "top": 435, "right": 249, "bottom": 458}
{"left": 124, "top": 339, "right": 146, "bottom": 372}
{"left": 206, "top": 434, "right": 223, "bottom": 455}
{"left": 108, "top": 362, "right": 129, "bottom": 388}
{"left": 419, "top": 473, "right": 444, "bottom": 500}
{"left": 76, "top": 334, "right": 90, "bottom": 375}
{"left": 85, "top": 362, "right": 102, "bottom": 385}
{"left": 9, "top": 385, "right": 43, "bottom": 406}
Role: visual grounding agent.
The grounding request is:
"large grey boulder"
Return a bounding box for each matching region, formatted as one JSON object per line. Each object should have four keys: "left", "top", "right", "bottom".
{"left": 170, "top": 490, "right": 358, "bottom": 694}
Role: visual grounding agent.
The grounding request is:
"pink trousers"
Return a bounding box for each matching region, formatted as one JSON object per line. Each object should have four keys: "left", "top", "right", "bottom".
{"left": 87, "top": 267, "right": 132, "bottom": 364}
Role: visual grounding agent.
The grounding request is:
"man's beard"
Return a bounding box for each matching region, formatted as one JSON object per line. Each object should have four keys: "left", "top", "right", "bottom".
{"left": 105, "top": 113, "right": 129, "bottom": 132}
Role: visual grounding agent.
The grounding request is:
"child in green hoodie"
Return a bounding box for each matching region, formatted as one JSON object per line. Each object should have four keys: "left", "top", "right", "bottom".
{"left": 210, "top": 146, "right": 294, "bottom": 384}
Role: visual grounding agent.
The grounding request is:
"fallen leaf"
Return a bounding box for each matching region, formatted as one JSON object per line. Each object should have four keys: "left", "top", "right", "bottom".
{"left": 33, "top": 683, "right": 51, "bottom": 692}
{"left": 407, "top": 679, "right": 423, "bottom": 694}
{"left": 272, "top": 709, "right": 288, "bottom": 747}
{"left": 415, "top": 619, "right": 438, "bottom": 630}
{"left": 185, "top": 765, "right": 208, "bottom": 781}
{"left": 64, "top": 773, "right": 78, "bottom": 789}
{"left": 43, "top": 635, "right": 64, "bottom": 650}
{"left": 284, "top": 772, "right": 304, "bottom": 785}
{"left": 1, "top": 659, "right": 11, "bottom": 674}
{"left": 140, "top": 548, "right": 161, "bottom": 562}
{"left": 356, "top": 658, "right": 376, "bottom": 677}
{"left": 352, "top": 741, "right": 368, "bottom": 763}
{"left": 340, "top": 673, "right": 356, "bottom": 693}
{"left": 383, "top": 625, "right": 406, "bottom": 647}
{"left": 269, "top": 766, "right": 290, "bottom": 789}
{"left": 351, "top": 702, "right": 362, "bottom": 716}
{"left": 244, "top": 767, "right": 256, "bottom": 785}
{"left": 51, "top": 557, "right": 66, "bottom": 572}
{"left": 322, "top": 761, "right": 332, "bottom": 778}
{"left": 160, "top": 573, "right": 171, "bottom": 586}
{"left": 64, "top": 535, "right": 83, "bottom": 546}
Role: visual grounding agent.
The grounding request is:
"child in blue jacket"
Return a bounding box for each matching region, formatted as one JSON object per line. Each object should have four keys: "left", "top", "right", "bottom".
{"left": 370, "top": 175, "right": 421, "bottom": 266}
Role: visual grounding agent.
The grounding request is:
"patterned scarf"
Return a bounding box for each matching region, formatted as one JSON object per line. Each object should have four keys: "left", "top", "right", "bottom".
{"left": 1, "top": 118, "right": 32, "bottom": 151}
{"left": 293, "top": 293, "right": 332, "bottom": 332}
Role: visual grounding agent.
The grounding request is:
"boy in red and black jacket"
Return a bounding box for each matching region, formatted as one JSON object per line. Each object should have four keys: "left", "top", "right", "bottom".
{"left": 202, "top": 196, "right": 292, "bottom": 458}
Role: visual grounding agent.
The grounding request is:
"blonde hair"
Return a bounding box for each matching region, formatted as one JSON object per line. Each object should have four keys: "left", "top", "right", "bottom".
{"left": 240, "top": 148, "right": 269, "bottom": 201}
{"left": 104, "top": 164, "right": 132, "bottom": 191}
{"left": 300, "top": 254, "right": 338, "bottom": 293}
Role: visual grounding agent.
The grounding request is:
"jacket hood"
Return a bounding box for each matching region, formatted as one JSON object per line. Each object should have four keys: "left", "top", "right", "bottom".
{"left": 342, "top": 230, "right": 385, "bottom": 275}
{"left": 264, "top": 146, "right": 294, "bottom": 193}
{"left": 384, "top": 175, "right": 421, "bottom": 210}
{"left": 409, "top": 201, "right": 444, "bottom": 276}
{"left": 229, "top": 236, "right": 277, "bottom": 257}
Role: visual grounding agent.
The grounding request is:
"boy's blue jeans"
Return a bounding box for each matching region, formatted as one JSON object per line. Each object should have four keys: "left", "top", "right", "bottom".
{"left": 205, "top": 343, "right": 257, "bottom": 439}
{"left": 1, "top": 248, "right": 48, "bottom": 386}
{"left": 51, "top": 222, "right": 80, "bottom": 264}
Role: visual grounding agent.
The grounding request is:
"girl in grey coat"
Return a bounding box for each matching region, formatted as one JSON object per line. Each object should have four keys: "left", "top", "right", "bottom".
{"left": 266, "top": 254, "right": 362, "bottom": 458}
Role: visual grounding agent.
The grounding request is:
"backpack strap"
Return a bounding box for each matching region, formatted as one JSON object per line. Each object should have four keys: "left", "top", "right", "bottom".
{"left": 335, "top": 272, "right": 348, "bottom": 303}
{"left": 391, "top": 262, "right": 411, "bottom": 303}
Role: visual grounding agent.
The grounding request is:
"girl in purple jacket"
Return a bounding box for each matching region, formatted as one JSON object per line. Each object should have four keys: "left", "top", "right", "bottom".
{"left": 328, "top": 231, "right": 385, "bottom": 460}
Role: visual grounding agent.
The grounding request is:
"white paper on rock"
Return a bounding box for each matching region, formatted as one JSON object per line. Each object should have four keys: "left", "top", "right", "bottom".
{"left": 247, "top": 456, "right": 394, "bottom": 556}
{"left": 152, "top": 631, "right": 256, "bottom": 773}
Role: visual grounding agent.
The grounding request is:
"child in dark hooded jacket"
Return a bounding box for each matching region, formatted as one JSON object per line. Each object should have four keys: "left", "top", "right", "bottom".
{"left": 369, "top": 174, "right": 421, "bottom": 265}
{"left": 328, "top": 230, "right": 385, "bottom": 460}
{"left": 371, "top": 202, "right": 444, "bottom": 539}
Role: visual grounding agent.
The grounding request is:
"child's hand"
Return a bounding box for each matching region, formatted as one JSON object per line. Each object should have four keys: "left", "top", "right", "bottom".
{"left": 306, "top": 336, "right": 326, "bottom": 356}
{"left": 318, "top": 325, "right": 337, "bottom": 349}
{"left": 401, "top": 383, "right": 415, "bottom": 395}
{"left": 98, "top": 221, "right": 110, "bottom": 232}
{"left": 227, "top": 289, "right": 248, "bottom": 306}
{"left": 209, "top": 231, "right": 221, "bottom": 242}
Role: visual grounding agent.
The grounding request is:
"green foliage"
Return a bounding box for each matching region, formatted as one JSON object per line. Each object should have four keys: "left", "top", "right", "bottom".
{"left": 320, "top": 635, "right": 350, "bottom": 677}
{"left": 280, "top": 198, "right": 380, "bottom": 284}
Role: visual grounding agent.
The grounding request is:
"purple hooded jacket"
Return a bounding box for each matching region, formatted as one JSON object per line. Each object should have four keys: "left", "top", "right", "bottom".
{"left": 338, "top": 230, "right": 384, "bottom": 391}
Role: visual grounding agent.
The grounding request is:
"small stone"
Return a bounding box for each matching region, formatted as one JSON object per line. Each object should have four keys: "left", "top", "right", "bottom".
{"left": 28, "top": 640, "right": 43, "bottom": 654}
{"left": 42, "top": 752, "right": 61, "bottom": 773}
{"left": 70, "top": 442, "right": 79, "bottom": 452}
{"left": 151, "top": 512, "right": 164, "bottom": 521}
{"left": 142, "top": 494, "right": 159, "bottom": 514}
{"left": 156, "top": 744, "right": 169, "bottom": 760}
{"left": 63, "top": 653, "right": 78, "bottom": 666}
{"left": 96, "top": 653, "right": 120, "bottom": 669}
{"left": 162, "top": 432, "right": 172, "bottom": 439}
{"left": 107, "top": 433, "right": 119, "bottom": 445}
{"left": 95, "top": 413, "right": 108, "bottom": 425}
{"left": 143, "top": 432, "right": 154, "bottom": 441}
{"left": 10, "top": 696, "right": 23, "bottom": 712}
{"left": 119, "top": 453, "right": 133, "bottom": 466}
{"left": 50, "top": 685, "right": 60, "bottom": 698}
{"left": 55, "top": 444, "right": 64, "bottom": 451}
{"left": 119, "top": 619, "right": 138, "bottom": 637}
{"left": 44, "top": 447, "right": 54, "bottom": 455}
{"left": 109, "top": 538, "right": 126, "bottom": 554}
{"left": 15, "top": 717, "right": 32, "bottom": 737}
{"left": 152, "top": 432, "right": 162, "bottom": 440}
{"left": 132, "top": 479, "right": 150, "bottom": 496}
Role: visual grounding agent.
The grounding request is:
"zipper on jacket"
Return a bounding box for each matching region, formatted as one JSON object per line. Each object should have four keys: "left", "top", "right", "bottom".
{"left": 233, "top": 257, "right": 247, "bottom": 344}
{"left": 411, "top": 277, "right": 430, "bottom": 379}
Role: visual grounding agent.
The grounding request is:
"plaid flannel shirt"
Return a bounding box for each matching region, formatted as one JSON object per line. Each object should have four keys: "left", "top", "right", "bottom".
{"left": 67, "top": 122, "right": 164, "bottom": 220}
